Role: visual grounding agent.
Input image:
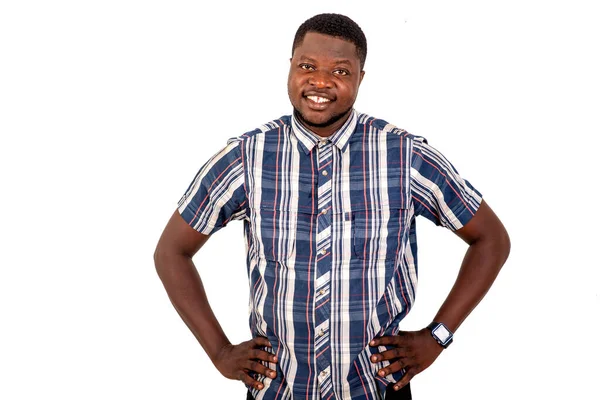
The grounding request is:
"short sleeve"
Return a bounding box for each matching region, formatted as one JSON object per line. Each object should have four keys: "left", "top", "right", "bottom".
{"left": 410, "top": 137, "right": 483, "bottom": 230}
{"left": 177, "top": 138, "right": 247, "bottom": 235}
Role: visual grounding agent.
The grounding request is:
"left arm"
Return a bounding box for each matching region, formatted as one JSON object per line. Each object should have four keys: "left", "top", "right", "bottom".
{"left": 370, "top": 199, "right": 510, "bottom": 390}
{"left": 433, "top": 199, "right": 511, "bottom": 332}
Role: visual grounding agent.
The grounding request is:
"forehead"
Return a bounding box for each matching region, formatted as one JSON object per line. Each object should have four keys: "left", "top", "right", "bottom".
{"left": 293, "top": 32, "right": 360, "bottom": 64}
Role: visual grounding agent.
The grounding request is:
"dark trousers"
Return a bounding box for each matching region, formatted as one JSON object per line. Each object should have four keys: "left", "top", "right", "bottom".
{"left": 247, "top": 382, "right": 411, "bottom": 399}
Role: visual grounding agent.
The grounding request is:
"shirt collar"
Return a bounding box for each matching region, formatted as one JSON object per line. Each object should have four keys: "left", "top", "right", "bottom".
{"left": 291, "top": 110, "right": 358, "bottom": 155}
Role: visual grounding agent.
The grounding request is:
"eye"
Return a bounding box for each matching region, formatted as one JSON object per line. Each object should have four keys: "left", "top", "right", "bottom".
{"left": 299, "top": 63, "right": 315, "bottom": 71}
{"left": 333, "top": 69, "right": 349, "bottom": 76}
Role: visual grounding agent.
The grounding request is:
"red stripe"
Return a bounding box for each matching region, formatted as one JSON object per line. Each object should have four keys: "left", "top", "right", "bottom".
{"left": 272, "top": 119, "right": 287, "bottom": 400}
{"left": 413, "top": 150, "right": 474, "bottom": 215}
{"left": 394, "top": 210, "right": 403, "bottom": 269}
{"left": 189, "top": 157, "right": 241, "bottom": 224}
{"left": 316, "top": 252, "right": 329, "bottom": 262}
{"left": 394, "top": 137, "right": 405, "bottom": 267}
{"left": 272, "top": 130, "right": 281, "bottom": 260}
{"left": 240, "top": 139, "right": 248, "bottom": 198}
{"left": 305, "top": 151, "right": 316, "bottom": 400}
{"left": 383, "top": 291, "right": 392, "bottom": 321}
{"left": 375, "top": 375, "right": 389, "bottom": 386}
{"left": 354, "top": 360, "right": 370, "bottom": 398}
{"left": 271, "top": 127, "right": 284, "bottom": 400}
{"left": 315, "top": 345, "right": 330, "bottom": 359}
{"left": 412, "top": 196, "right": 439, "bottom": 223}
{"left": 315, "top": 297, "right": 330, "bottom": 310}
{"left": 400, "top": 136, "right": 404, "bottom": 209}
{"left": 319, "top": 159, "right": 332, "bottom": 170}
{"left": 361, "top": 123, "right": 369, "bottom": 345}
{"left": 395, "top": 266, "right": 409, "bottom": 317}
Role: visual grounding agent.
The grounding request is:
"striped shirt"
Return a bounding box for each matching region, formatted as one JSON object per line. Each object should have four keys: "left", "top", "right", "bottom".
{"left": 178, "top": 110, "right": 482, "bottom": 400}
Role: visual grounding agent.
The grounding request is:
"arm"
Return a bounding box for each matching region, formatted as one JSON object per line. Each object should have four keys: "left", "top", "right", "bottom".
{"left": 370, "top": 200, "right": 510, "bottom": 389}
{"left": 154, "top": 210, "right": 277, "bottom": 390}
{"left": 433, "top": 199, "right": 511, "bottom": 332}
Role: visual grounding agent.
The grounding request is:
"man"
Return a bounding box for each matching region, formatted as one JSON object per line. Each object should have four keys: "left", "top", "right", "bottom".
{"left": 154, "top": 13, "right": 510, "bottom": 400}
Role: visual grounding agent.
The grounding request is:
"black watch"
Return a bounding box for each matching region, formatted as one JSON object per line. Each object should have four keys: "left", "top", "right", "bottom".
{"left": 427, "top": 322, "right": 453, "bottom": 348}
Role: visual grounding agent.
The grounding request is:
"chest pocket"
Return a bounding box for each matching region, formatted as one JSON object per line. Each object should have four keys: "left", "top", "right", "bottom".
{"left": 257, "top": 205, "right": 315, "bottom": 263}
{"left": 352, "top": 205, "right": 409, "bottom": 262}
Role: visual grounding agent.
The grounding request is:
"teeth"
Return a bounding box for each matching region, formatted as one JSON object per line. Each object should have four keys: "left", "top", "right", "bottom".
{"left": 307, "top": 96, "right": 330, "bottom": 104}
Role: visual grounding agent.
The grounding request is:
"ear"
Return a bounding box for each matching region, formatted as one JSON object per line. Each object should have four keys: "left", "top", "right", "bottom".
{"left": 359, "top": 70, "right": 365, "bottom": 85}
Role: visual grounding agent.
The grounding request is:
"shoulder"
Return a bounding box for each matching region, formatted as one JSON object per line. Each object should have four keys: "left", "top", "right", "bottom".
{"left": 232, "top": 115, "right": 292, "bottom": 142}
{"left": 354, "top": 112, "right": 426, "bottom": 144}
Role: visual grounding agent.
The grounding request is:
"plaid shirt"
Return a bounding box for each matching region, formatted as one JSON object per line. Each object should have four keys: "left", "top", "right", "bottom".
{"left": 178, "top": 110, "right": 482, "bottom": 400}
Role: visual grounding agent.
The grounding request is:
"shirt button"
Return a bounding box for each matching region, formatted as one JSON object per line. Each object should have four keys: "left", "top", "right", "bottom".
{"left": 319, "top": 330, "right": 324, "bottom": 337}
{"left": 322, "top": 170, "right": 328, "bottom": 176}
{"left": 321, "top": 209, "right": 328, "bottom": 215}
{"left": 321, "top": 370, "right": 327, "bottom": 376}
{"left": 319, "top": 289, "right": 325, "bottom": 295}
{"left": 320, "top": 249, "right": 327, "bottom": 255}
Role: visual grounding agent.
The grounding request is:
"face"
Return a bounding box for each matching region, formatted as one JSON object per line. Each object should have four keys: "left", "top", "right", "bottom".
{"left": 288, "top": 32, "right": 365, "bottom": 137}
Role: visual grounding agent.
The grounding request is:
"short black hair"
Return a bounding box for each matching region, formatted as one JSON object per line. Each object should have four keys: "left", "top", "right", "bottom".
{"left": 292, "top": 13, "right": 367, "bottom": 69}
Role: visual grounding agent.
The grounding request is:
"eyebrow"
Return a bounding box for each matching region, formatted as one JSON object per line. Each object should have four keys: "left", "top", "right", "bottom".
{"left": 298, "top": 56, "right": 353, "bottom": 66}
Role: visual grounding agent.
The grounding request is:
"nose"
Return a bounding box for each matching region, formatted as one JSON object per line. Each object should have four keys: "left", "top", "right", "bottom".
{"left": 308, "top": 71, "right": 333, "bottom": 89}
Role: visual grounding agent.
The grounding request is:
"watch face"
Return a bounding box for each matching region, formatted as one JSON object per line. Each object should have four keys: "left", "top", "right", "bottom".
{"left": 433, "top": 325, "right": 451, "bottom": 342}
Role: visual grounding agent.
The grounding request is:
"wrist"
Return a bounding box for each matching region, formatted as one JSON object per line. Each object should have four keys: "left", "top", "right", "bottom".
{"left": 427, "top": 321, "right": 454, "bottom": 349}
{"left": 209, "top": 340, "right": 233, "bottom": 365}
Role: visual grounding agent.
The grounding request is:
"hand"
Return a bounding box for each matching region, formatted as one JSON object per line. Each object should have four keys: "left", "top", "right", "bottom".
{"left": 369, "top": 329, "right": 443, "bottom": 391}
{"left": 213, "top": 336, "right": 278, "bottom": 390}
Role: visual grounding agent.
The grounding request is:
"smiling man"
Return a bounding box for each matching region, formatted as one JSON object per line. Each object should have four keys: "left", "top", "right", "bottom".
{"left": 154, "top": 13, "right": 510, "bottom": 400}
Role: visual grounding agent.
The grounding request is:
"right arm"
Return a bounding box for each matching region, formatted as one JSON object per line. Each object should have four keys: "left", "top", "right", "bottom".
{"left": 154, "top": 209, "right": 227, "bottom": 363}
{"left": 154, "top": 210, "right": 277, "bottom": 390}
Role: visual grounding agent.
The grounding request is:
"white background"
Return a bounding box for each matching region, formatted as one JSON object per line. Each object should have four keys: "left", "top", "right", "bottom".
{"left": 1, "top": 0, "right": 599, "bottom": 399}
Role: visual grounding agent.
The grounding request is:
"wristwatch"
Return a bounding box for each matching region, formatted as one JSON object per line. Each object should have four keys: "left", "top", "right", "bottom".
{"left": 427, "top": 322, "right": 453, "bottom": 348}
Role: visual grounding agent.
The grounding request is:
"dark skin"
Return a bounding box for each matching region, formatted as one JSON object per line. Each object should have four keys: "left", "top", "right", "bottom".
{"left": 287, "top": 32, "right": 364, "bottom": 137}
{"left": 154, "top": 212, "right": 277, "bottom": 390}
{"left": 154, "top": 31, "right": 510, "bottom": 392}
{"left": 370, "top": 200, "right": 510, "bottom": 390}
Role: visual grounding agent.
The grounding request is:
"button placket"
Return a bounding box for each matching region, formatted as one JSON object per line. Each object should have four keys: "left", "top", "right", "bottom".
{"left": 314, "top": 140, "right": 334, "bottom": 398}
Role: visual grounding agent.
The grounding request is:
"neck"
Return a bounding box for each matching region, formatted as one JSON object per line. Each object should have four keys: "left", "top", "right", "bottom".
{"left": 293, "top": 108, "right": 353, "bottom": 138}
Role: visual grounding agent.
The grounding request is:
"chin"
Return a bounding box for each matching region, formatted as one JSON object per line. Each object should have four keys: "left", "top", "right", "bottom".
{"left": 305, "top": 117, "right": 335, "bottom": 129}
{"left": 303, "top": 114, "right": 331, "bottom": 126}
{"left": 295, "top": 107, "right": 327, "bottom": 123}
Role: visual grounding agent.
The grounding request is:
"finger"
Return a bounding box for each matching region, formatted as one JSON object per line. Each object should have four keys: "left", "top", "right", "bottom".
{"left": 370, "top": 347, "right": 409, "bottom": 363}
{"left": 386, "top": 358, "right": 410, "bottom": 375}
{"left": 392, "top": 369, "right": 416, "bottom": 391}
{"left": 369, "top": 335, "right": 401, "bottom": 347}
{"left": 239, "top": 371, "right": 265, "bottom": 390}
{"left": 252, "top": 336, "right": 272, "bottom": 348}
{"left": 376, "top": 358, "right": 409, "bottom": 377}
{"left": 245, "top": 359, "right": 278, "bottom": 379}
{"left": 251, "top": 348, "right": 278, "bottom": 363}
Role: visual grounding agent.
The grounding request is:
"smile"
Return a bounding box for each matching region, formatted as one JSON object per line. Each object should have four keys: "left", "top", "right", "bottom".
{"left": 306, "top": 95, "right": 331, "bottom": 104}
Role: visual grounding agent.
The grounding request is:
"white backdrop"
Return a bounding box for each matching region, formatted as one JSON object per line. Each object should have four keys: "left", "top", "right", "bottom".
{"left": 1, "top": 1, "right": 599, "bottom": 399}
